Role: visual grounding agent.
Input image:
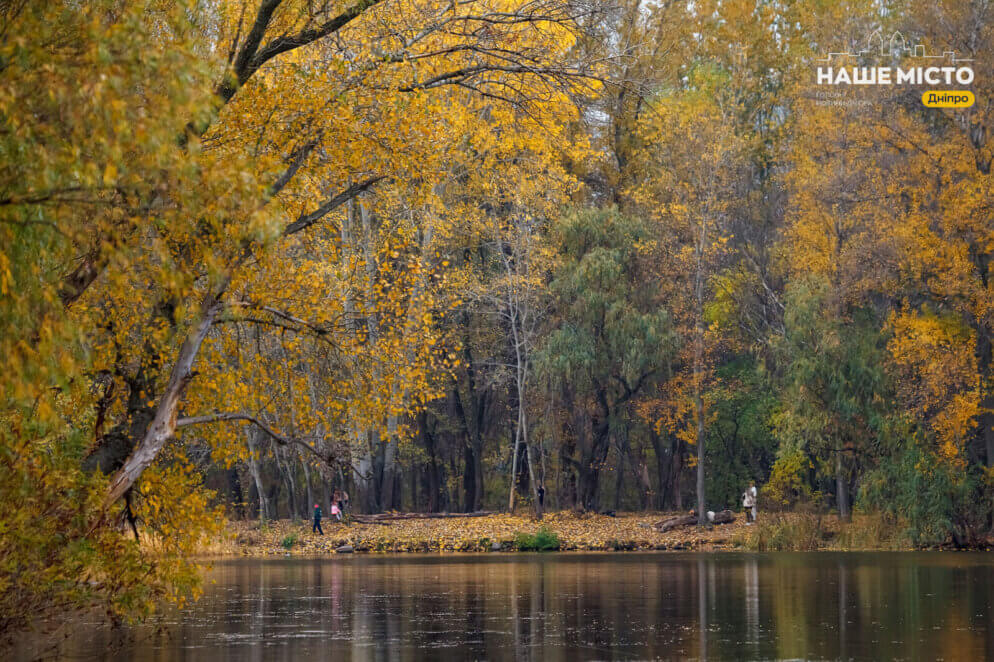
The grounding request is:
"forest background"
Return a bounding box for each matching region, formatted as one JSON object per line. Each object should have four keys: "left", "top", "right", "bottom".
{"left": 1, "top": 0, "right": 991, "bottom": 636}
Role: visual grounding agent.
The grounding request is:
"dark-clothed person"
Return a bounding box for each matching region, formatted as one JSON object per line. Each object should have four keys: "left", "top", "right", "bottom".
{"left": 313, "top": 503, "right": 324, "bottom": 534}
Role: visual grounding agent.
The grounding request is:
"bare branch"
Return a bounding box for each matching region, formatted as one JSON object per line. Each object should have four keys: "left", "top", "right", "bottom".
{"left": 177, "top": 412, "right": 333, "bottom": 464}
{"left": 282, "top": 176, "right": 385, "bottom": 236}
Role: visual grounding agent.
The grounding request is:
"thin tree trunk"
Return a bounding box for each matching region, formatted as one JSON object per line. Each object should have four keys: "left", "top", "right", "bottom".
{"left": 522, "top": 406, "right": 542, "bottom": 519}
{"left": 381, "top": 415, "right": 398, "bottom": 510}
{"left": 301, "top": 453, "right": 313, "bottom": 514}
{"left": 836, "top": 451, "right": 850, "bottom": 521}
{"left": 614, "top": 434, "right": 624, "bottom": 511}
{"left": 276, "top": 446, "right": 298, "bottom": 519}
{"left": 356, "top": 430, "right": 375, "bottom": 513}
{"left": 246, "top": 429, "right": 269, "bottom": 521}
{"left": 509, "top": 423, "right": 521, "bottom": 512}
{"left": 694, "top": 213, "right": 707, "bottom": 525}
{"left": 228, "top": 468, "right": 245, "bottom": 518}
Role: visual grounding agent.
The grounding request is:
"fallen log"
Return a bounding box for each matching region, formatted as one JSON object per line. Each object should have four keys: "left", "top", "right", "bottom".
{"left": 654, "top": 510, "right": 735, "bottom": 532}
{"left": 350, "top": 510, "right": 493, "bottom": 523}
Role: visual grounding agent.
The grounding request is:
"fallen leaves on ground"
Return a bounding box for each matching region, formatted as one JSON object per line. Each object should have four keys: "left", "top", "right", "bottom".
{"left": 200, "top": 511, "right": 765, "bottom": 556}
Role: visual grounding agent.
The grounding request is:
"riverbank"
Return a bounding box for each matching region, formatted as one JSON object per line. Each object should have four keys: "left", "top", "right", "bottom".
{"left": 198, "top": 511, "right": 912, "bottom": 555}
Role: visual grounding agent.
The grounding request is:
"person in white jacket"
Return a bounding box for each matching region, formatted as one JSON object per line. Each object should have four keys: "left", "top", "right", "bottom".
{"left": 743, "top": 482, "right": 758, "bottom": 524}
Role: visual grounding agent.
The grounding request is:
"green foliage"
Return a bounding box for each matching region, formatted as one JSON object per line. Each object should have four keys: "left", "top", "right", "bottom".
{"left": 860, "top": 435, "right": 986, "bottom": 547}
{"left": 536, "top": 207, "right": 678, "bottom": 508}
{"left": 281, "top": 533, "right": 300, "bottom": 550}
{"left": 537, "top": 207, "right": 677, "bottom": 392}
{"left": 772, "top": 277, "right": 896, "bottom": 499}
{"left": 514, "top": 527, "right": 561, "bottom": 551}
{"left": 704, "top": 357, "right": 777, "bottom": 508}
{"left": 0, "top": 0, "right": 222, "bottom": 635}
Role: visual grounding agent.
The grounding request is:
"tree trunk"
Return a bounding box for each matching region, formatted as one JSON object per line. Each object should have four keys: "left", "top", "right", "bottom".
{"left": 655, "top": 509, "right": 734, "bottom": 532}
{"left": 103, "top": 296, "right": 222, "bottom": 507}
{"left": 614, "top": 437, "right": 625, "bottom": 512}
{"left": 836, "top": 451, "right": 850, "bottom": 521}
{"left": 978, "top": 331, "right": 994, "bottom": 468}
{"left": 246, "top": 430, "right": 269, "bottom": 520}
{"left": 227, "top": 468, "right": 245, "bottom": 519}
{"left": 523, "top": 407, "right": 542, "bottom": 518}
{"left": 276, "top": 447, "right": 298, "bottom": 519}
{"left": 650, "top": 427, "right": 668, "bottom": 510}
{"left": 419, "top": 411, "right": 441, "bottom": 512}
{"left": 452, "top": 383, "right": 482, "bottom": 512}
{"left": 508, "top": 425, "right": 521, "bottom": 512}
{"left": 694, "top": 213, "right": 707, "bottom": 526}
{"left": 355, "top": 429, "right": 375, "bottom": 514}
{"left": 301, "top": 454, "right": 314, "bottom": 514}
{"left": 380, "top": 415, "right": 398, "bottom": 510}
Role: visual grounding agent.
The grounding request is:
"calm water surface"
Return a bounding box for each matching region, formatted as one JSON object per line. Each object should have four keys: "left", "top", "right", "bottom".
{"left": 23, "top": 552, "right": 994, "bottom": 661}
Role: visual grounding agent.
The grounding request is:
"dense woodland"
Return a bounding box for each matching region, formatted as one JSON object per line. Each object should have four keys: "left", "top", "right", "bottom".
{"left": 1, "top": 0, "right": 992, "bottom": 634}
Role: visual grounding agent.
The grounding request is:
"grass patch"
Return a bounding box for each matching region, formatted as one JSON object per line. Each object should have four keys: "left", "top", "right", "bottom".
{"left": 514, "top": 527, "right": 561, "bottom": 551}
{"left": 281, "top": 533, "right": 299, "bottom": 550}
{"left": 834, "top": 514, "right": 910, "bottom": 551}
{"left": 736, "top": 513, "right": 826, "bottom": 551}
{"left": 736, "top": 512, "right": 912, "bottom": 551}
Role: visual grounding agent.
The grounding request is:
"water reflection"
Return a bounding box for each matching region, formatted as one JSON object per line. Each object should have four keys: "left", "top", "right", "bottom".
{"left": 19, "top": 552, "right": 994, "bottom": 661}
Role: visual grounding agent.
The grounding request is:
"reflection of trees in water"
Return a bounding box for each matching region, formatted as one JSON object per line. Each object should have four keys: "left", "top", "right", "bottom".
{"left": 746, "top": 558, "right": 759, "bottom": 652}
{"left": 36, "top": 556, "right": 994, "bottom": 660}
{"left": 838, "top": 560, "right": 847, "bottom": 661}
{"left": 699, "top": 558, "right": 708, "bottom": 661}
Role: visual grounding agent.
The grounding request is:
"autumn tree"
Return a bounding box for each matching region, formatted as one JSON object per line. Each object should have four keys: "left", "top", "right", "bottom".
{"left": 0, "top": 0, "right": 605, "bottom": 632}
{"left": 536, "top": 207, "right": 677, "bottom": 511}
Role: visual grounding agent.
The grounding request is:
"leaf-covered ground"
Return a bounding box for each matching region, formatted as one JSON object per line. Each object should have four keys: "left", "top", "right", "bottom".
{"left": 203, "top": 511, "right": 764, "bottom": 556}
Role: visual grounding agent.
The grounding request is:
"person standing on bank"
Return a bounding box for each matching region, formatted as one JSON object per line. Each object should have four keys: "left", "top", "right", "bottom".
{"left": 313, "top": 503, "right": 324, "bottom": 535}
{"left": 743, "top": 482, "right": 758, "bottom": 524}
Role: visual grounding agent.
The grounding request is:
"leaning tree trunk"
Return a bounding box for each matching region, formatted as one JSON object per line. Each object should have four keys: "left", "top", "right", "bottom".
{"left": 103, "top": 296, "right": 223, "bottom": 507}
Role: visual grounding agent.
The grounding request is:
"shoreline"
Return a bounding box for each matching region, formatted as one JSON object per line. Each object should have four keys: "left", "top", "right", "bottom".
{"left": 195, "top": 511, "right": 918, "bottom": 556}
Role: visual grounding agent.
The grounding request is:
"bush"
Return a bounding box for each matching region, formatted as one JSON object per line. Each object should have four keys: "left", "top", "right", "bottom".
{"left": 514, "top": 527, "right": 560, "bottom": 551}
{"left": 281, "top": 533, "right": 299, "bottom": 550}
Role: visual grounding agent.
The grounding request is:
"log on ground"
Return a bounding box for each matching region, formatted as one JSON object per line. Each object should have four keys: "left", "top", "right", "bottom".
{"left": 654, "top": 510, "right": 735, "bottom": 532}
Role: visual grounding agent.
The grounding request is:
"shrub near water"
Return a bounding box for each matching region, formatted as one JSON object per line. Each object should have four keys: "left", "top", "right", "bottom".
{"left": 740, "top": 514, "right": 826, "bottom": 551}
{"left": 737, "top": 513, "right": 911, "bottom": 551}
{"left": 514, "top": 527, "right": 561, "bottom": 551}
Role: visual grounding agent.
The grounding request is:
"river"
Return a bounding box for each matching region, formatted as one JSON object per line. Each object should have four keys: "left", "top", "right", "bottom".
{"left": 18, "top": 552, "right": 994, "bottom": 660}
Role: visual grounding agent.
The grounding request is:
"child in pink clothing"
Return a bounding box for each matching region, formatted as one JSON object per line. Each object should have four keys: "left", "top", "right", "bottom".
{"left": 330, "top": 503, "right": 342, "bottom": 521}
